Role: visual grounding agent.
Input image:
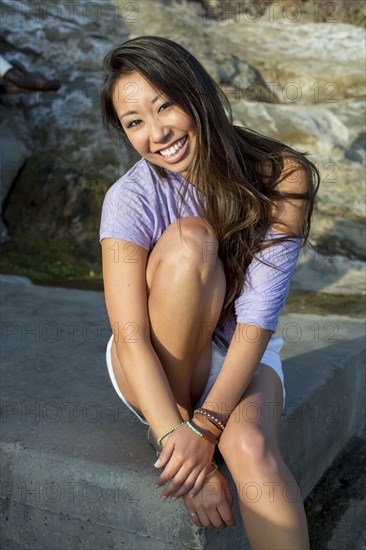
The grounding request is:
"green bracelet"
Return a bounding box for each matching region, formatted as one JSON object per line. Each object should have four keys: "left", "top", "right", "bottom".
{"left": 157, "top": 421, "right": 186, "bottom": 445}
{"left": 186, "top": 420, "right": 219, "bottom": 445}
{"left": 186, "top": 420, "right": 204, "bottom": 437}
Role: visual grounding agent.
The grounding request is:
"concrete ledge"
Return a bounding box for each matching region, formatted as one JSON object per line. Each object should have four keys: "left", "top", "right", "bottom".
{"left": 1, "top": 276, "right": 365, "bottom": 549}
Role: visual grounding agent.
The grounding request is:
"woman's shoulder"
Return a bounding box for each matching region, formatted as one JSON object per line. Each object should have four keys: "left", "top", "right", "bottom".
{"left": 103, "top": 158, "right": 162, "bottom": 207}
{"left": 111, "top": 157, "right": 154, "bottom": 188}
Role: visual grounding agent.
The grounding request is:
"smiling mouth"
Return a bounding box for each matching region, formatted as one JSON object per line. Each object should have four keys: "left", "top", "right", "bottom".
{"left": 158, "top": 136, "right": 188, "bottom": 157}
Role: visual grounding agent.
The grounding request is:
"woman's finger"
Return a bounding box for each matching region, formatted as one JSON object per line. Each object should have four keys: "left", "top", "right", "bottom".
{"left": 207, "top": 507, "right": 228, "bottom": 529}
{"left": 153, "top": 440, "right": 174, "bottom": 469}
{"left": 187, "top": 467, "right": 210, "bottom": 498}
{"left": 187, "top": 508, "right": 203, "bottom": 528}
{"left": 159, "top": 465, "right": 197, "bottom": 499}
{"left": 225, "top": 486, "right": 234, "bottom": 507}
{"left": 194, "top": 508, "right": 212, "bottom": 529}
{"left": 217, "top": 501, "right": 236, "bottom": 528}
{"left": 163, "top": 468, "right": 198, "bottom": 500}
{"left": 155, "top": 459, "right": 183, "bottom": 489}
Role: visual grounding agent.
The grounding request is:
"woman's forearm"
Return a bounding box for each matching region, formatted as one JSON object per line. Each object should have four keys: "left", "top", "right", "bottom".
{"left": 201, "top": 324, "right": 272, "bottom": 426}
{"left": 116, "top": 340, "right": 189, "bottom": 441}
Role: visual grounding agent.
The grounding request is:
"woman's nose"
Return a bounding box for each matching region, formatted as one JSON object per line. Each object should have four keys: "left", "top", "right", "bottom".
{"left": 149, "top": 119, "right": 171, "bottom": 144}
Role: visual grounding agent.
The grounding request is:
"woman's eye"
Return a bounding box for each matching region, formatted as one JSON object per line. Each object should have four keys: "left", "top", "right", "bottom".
{"left": 159, "top": 101, "right": 173, "bottom": 111}
{"left": 126, "top": 119, "right": 140, "bottom": 129}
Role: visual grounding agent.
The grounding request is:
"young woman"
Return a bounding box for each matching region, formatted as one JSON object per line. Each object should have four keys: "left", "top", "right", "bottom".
{"left": 99, "top": 36, "right": 320, "bottom": 548}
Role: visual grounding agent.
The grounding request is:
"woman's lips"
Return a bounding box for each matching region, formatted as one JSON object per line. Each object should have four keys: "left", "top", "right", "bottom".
{"left": 157, "top": 136, "right": 189, "bottom": 164}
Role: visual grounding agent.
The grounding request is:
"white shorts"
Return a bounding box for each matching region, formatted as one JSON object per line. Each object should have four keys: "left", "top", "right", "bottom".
{"left": 105, "top": 334, "right": 286, "bottom": 425}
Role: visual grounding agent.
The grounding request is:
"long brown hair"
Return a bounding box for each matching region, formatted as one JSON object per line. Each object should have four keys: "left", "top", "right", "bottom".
{"left": 101, "top": 36, "right": 320, "bottom": 327}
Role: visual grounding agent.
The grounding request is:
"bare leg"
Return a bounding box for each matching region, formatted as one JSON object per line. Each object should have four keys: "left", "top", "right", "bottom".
{"left": 109, "top": 217, "right": 226, "bottom": 421}
{"left": 145, "top": 217, "right": 226, "bottom": 418}
{"left": 218, "top": 364, "right": 310, "bottom": 549}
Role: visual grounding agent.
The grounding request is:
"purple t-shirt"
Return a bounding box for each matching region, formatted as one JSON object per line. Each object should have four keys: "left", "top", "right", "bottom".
{"left": 99, "top": 158, "right": 303, "bottom": 345}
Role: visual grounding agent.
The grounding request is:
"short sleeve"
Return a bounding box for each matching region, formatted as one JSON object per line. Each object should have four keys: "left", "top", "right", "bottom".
{"left": 234, "top": 231, "right": 303, "bottom": 332}
{"left": 99, "top": 179, "right": 154, "bottom": 251}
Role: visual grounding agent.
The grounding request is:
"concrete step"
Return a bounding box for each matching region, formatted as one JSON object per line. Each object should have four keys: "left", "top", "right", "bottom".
{"left": 0, "top": 275, "right": 365, "bottom": 549}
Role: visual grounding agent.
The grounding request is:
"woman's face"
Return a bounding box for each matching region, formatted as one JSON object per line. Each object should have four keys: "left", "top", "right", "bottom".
{"left": 112, "top": 71, "right": 197, "bottom": 179}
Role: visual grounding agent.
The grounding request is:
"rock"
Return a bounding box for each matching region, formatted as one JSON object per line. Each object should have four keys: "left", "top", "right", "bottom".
{"left": 214, "top": 21, "right": 366, "bottom": 103}
{"left": 309, "top": 213, "right": 366, "bottom": 261}
{"left": 292, "top": 249, "right": 366, "bottom": 295}
{"left": 0, "top": 0, "right": 134, "bottom": 248}
{"left": 0, "top": 0, "right": 364, "bottom": 294}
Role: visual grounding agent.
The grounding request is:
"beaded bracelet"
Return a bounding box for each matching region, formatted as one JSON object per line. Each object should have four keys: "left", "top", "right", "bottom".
{"left": 157, "top": 421, "right": 186, "bottom": 446}
{"left": 193, "top": 408, "right": 225, "bottom": 431}
{"left": 157, "top": 420, "right": 219, "bottom": 446}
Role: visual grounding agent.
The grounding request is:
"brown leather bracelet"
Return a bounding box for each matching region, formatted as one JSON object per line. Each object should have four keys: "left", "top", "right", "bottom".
{"left": 193, "top": 411, "right": 223, "bottom": 437}
{"left": 193, "top": 408, "right": 225, "bottom": 431}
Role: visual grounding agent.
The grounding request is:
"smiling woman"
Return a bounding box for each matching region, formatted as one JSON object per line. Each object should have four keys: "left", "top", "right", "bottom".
{"left": 99, "top": 36, "right": 320, "bottom": 546}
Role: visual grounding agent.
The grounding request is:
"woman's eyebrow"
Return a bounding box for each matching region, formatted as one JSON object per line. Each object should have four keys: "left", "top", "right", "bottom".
{"left": 120, "top": 95, "right": 161, "bottom": 119}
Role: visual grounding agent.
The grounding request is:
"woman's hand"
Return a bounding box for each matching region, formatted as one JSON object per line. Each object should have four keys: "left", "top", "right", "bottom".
{"left": 183, "top": 469, "right": 236, "bottom": 529}
{"left": 154, "top": 423, "right": 215, "bottom": 500}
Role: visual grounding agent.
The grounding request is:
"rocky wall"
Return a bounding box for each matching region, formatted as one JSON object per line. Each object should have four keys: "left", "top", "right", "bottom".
{"left": 1, "top": 0, "right": 365, "bottom": 294}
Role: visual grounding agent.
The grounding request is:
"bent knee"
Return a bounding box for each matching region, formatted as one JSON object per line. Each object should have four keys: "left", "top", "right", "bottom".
{"left": 220, "top": 426, "right": 280, "bottom": 468}
{"left": 159, "top": 217, "right": 219, "bottom": 263}
{"left": 168, "top": 216, "right": 216, "bottom": 245}
{"left": 146, "top": 218, "right": 221, "bottom": 292}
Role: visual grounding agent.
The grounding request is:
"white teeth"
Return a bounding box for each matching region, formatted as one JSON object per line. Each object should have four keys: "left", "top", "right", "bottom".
{"left": 160, "top": 136, "right": 187, "bottom": 157}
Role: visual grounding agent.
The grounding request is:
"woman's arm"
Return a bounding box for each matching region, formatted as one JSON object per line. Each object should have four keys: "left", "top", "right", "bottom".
{"left": 198, "top": 324, "right": 273, "bottom": 425}
{"left": 197, "top": 157, "right": 309, "bottom": 424}
{"left": 103, "top": 237, "right": 215, "bottom": 498}
{"left": 102, "top": 238, "right": 184, "bottom": 437}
